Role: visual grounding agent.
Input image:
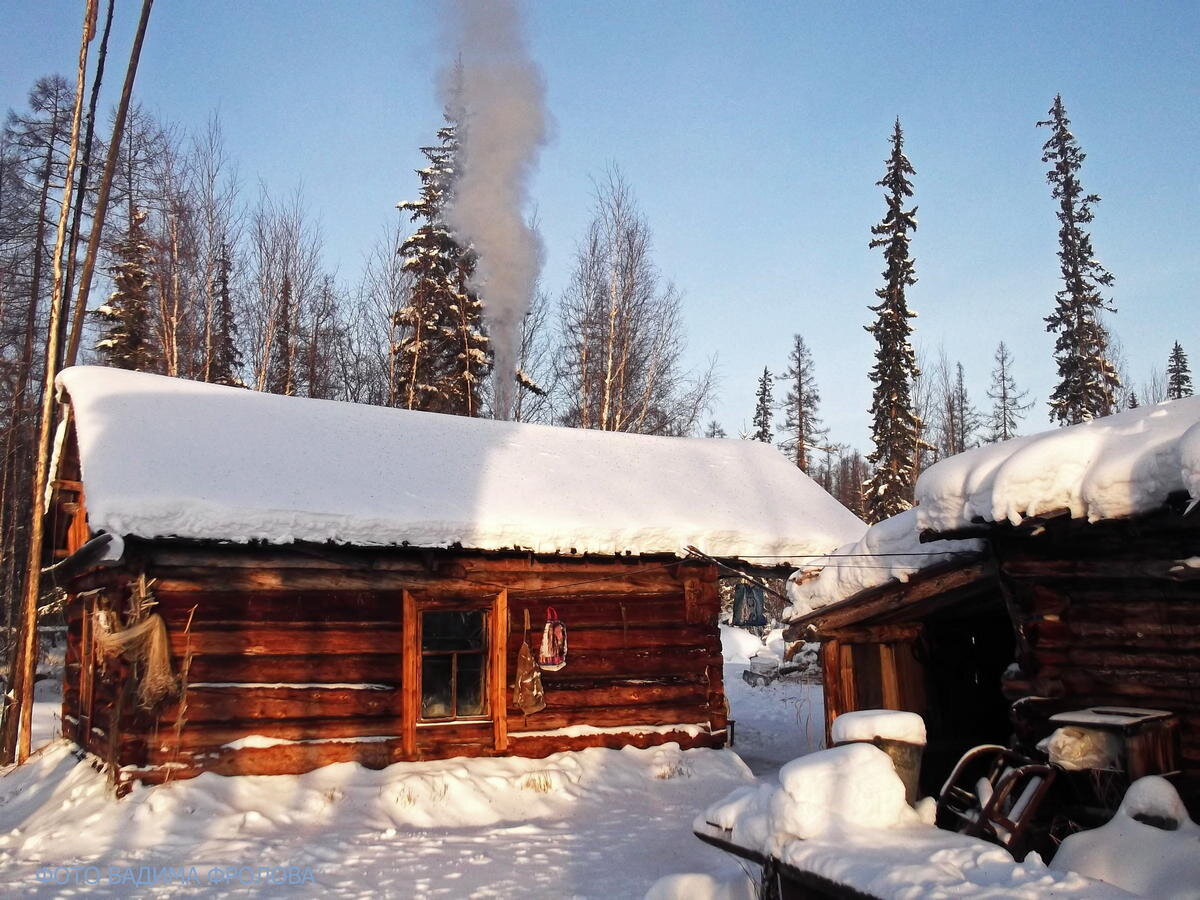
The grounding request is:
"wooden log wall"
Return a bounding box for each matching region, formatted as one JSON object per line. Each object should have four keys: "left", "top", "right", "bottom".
{"left": 994, "top": 514, "right": 1200, "bottom": 787}
{"left": 62, "top": 545, "right": 725, "bottom": 782}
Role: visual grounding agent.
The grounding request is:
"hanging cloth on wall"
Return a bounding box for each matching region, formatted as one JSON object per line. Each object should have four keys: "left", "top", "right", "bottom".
{"left": 732, "top": 581, "right": 767, "bottom": 627}
{"left": 537, "top": 606, "right": 567, "bottom": 671}
{"left": 94, "top": 611, "right": 178, "bottom": 708}
{"left": 513, "top": 609, "right": 546, "bottom": 715}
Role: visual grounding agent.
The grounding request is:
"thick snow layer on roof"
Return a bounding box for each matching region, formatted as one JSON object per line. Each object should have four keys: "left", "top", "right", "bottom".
{"left": 783, "top": 508, "right": 982, "bottom": 622}
{"left": 58, "top": 367, "right": 864, "bottom": 558}
{"left": 916, "top": 397, "right": 1200, "bottom": 534}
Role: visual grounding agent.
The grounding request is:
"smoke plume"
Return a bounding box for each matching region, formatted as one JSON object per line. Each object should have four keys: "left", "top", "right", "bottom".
{"left": 443, "top": 0, "right": 548, "bottom": 420}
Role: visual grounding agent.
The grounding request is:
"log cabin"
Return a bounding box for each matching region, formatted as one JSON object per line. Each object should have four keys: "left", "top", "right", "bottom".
{"left": 785, "top": 398, "right": 1200, "bottom": 811}
{"left": 48, "top": 366, "right": 864, "bottom": 784}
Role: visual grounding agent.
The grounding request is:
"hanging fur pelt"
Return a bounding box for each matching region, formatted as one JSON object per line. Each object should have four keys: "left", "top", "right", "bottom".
{"left": 94, "top": 611, "right": 178, "bottom": 708}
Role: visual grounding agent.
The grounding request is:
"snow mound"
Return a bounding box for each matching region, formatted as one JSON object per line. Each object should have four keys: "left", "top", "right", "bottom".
{"left": 58, "top": 366, "right": 864, "bottom": 560}
{"left": 916, "top": 396, "right": 1200, "bottom": 533}
{"left": 831, "top": 709, "right": 926, "bottom": 745}
{"left": 645, "top": 871, "right": 755, "bottom": 900}
{"left": 719, "top": 625, "right": 764, "bottom": 664}
{"left": 693, "top": 744, "right": 1131, "bottom": 898}
{"left": 701, "top": 744, "right": 918, "bottom": 851}
{"left": 1052, "top": 776, "right": 1200, "bottom": 898}
{"left": 0, "top": 740, "right": 754, "bottom": 893}
{"left": 784, "top": 508, "right": 982, "bottom": 621}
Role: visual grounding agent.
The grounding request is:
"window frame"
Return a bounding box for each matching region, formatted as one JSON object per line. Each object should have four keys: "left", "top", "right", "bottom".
{"left": 417, "top": 608, "right": 490, "bottom": 722}
{"left": 401, "top": 589, "right": 508, "bottom": 757}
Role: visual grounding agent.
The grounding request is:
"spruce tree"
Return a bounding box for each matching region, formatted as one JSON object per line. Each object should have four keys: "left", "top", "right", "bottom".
{"left": 751, "top": 367, "right": 773, "bottom": 443}
{"left": 985, "top": 342, "right": 1033, "bottom": 442}
{"left": 393, "top": 98, "right": 491, "bottom": 416}
{"left": 1166, "top": 341, "right": 1193, "bottom": 400}
{"left": 266, "top": 275, "right": 295, "bottom": 396}
{"left": 93, "top": 207, "right": 156, "bottom": 371}
{"left": 1039, "top": 95, "right": 1120, "bottom": 425}
{"left": 208, "top": 241, "right": 243, "bottom": 386}
{"left": 704, "top": 420, "right": 727, "bottom": 439}
{"left": 950, "top": 363, "right": 981, "bottom": 453}
{"left": 1127, "top": 391, "right": 1139, "bottom": 409}
{"left": 863, "top": 119, "right": 922, "bottom": 523}
{"left": 777, "top": 334, "right": 826, "bottom": 472}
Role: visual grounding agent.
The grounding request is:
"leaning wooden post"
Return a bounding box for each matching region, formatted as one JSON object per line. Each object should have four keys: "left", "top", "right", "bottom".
{"left": 63, "top": 0, "right": 155, "bottom": 369}
{"left": 1, "top": 0, "right": 96, "bottom": 765}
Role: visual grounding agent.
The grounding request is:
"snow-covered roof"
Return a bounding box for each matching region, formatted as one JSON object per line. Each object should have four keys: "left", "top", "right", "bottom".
{"left": 916, "top": 397, "right": 1200, "bottom": 535}
{"left": 783, "top": 508, "right": 982, "bottom": 622}
{"left": 58, "top": 366, "right": 865, "bottom": 559}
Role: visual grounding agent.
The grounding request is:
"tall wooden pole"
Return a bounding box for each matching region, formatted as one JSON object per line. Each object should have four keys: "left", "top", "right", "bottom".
{"left": 58, "top": 0, "right": 117, "bottom": 373}
{"left": 64, "top": 0, "right": 155, "bottom": 369}
{"left": 1, "top": 0, "right": 96, "bottom": 765}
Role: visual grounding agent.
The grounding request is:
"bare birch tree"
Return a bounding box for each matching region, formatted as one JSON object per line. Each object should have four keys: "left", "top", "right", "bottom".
{"left": 555, "top": 169, "right": 711, "bottom": 435}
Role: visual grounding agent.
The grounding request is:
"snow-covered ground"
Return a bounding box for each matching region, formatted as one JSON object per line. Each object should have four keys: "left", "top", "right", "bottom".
{"left": 0, "top": 628, "right": 818, "bottom": 898}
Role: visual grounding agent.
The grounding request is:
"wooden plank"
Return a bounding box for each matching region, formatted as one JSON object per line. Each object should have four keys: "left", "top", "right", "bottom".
{"left": 821, "top": 624, "right": 923, "bottom": 644}
{"left": 401, "top": 590, "right": 417, "bottom": 758}
{"left": 492, "top": 589, "right": 508, "bottom": 752}
{"left": 822, "top": 639, "right": 841, "bottom": 743}
{"left": 879, "top": 643, "right": 900, "bottom": 709}
{"left": 785, "top": 561, "right": 992, "bottom": 637}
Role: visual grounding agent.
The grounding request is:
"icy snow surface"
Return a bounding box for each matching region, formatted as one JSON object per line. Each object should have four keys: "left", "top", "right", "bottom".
{"left": 830, "top": 709, "right": 926, "bottom": 745}
{"left": 1051, "top": 776, "right": 1200, "bottom": 898}
{"left": 58, "top": 367, "right": 864, "bottom": 560}
{"left": 0, "top": 741, "right": 756, "bottom": 898}
{"left": 784, "top": 507, "right": 981, "bottom": 621}
{"left": 916, "top": 396, "right": 1200, "bottom": 533}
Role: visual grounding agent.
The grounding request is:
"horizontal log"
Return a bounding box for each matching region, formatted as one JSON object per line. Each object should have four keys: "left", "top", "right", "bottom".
{"left": 1068, "top": 648, "right": 1200, "bottom": 672}
{"left": 506, "top": 728, "right": 723, "bottom": 758}
{"left": 1064, "top": 620, "right": 1200, "bottom": 650}
{"left": 150, "top": 565, "right": 690, "bottom": 595}
{"left": 528, "top": 648, "right": 722, "bottom": 680}
{"left": 505, "top": 703, "right": 712, "bottom": 732}
{"left": 184, "top": 654, "right": 402, "bottom": 684}
{"left": 539, "top": 679, "right": 710, "bottom": 710}
{"left": 1003, "top": 559, "right": 1190, "bottom": 580}
{"left": 122, "top": 723, "right": 724, "bottom": 783}
{"left": 159, "top": 684, "right": 400, "bottom": 723}
{"left": 168, "top": 625, "right": 404, "bottom": 657}
{"left": 146, "top": 546, "right": 701, "bottom": 578}
{"left": 126, "top": 715, "right": 411, "bottom": 753}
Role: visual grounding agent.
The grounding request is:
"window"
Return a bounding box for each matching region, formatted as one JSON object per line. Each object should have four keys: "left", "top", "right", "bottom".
{"left": 420, "top": 610, "right": 487, "bottom": 720}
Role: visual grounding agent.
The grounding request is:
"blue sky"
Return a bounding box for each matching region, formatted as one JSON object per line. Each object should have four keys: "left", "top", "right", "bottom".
{"left": 3, "top": 1, "right": 1197, "bottom": 449}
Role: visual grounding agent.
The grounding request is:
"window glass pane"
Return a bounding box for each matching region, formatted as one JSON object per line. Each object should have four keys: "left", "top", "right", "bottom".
{"left": 422, "top": 610, "right": 485, "bottom": 652}
{"left": 421, "top": 654, "right": 453, "bottom": 719}
{"left": 456, "top": 653, "right": 485, "bottom": 716}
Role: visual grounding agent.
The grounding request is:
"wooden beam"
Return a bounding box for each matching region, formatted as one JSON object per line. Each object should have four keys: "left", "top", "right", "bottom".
{"left": 492, "top": 589, "right": 508, "bottom": 752}
{"left": 820, "top": 624, "right": 923, "bottom": 644}
{"left": 401, "top": 590, "right": 417, "bottom": 758}
{"left": 784, "top": 560, "right": 992, "bottom": 639}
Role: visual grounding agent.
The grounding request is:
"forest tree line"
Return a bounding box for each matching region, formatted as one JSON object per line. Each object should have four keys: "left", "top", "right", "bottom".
{"left": 2, "top": 73, "right": 1196, "bottom": 647}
